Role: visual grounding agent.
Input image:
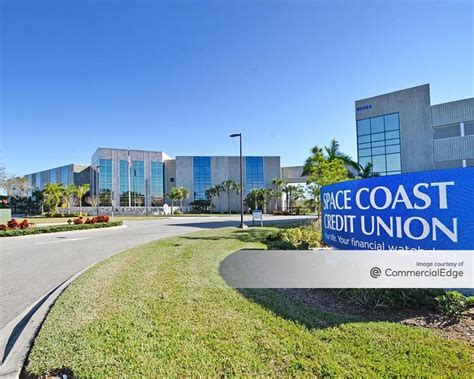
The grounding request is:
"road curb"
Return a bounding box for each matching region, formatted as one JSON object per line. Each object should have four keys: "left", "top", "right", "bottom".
{"left": 0, "top": 263, "right": 98, "bottom": 378}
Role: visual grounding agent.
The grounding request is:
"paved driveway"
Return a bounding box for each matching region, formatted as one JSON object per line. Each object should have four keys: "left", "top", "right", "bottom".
{"left": 0, "top": 215, "right": 311, "bottom": 328}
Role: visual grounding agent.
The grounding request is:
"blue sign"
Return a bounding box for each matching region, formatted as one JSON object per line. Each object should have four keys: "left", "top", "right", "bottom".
{"left": 321, "top": 167, "right": 474, "bottom": 250}
{"left": 356, "top": 104, "right": 372, "bottom": 111}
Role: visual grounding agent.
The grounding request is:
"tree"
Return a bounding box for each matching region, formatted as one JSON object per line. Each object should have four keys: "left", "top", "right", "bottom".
{"left": 270, "top": 188, "right": 282, "bottom": 213}
{"left": 303, "top": 145, "right": 348, "bottom": 219}
{"left": 168, "top": 187, "right": 182, "bottom": 215}
{"left": 66, "top": 184, "right": 78, "bottom": 214}
{"left": 151, "top": 195, "right": 164, "bottom": 206}
{"left": 357, "top": 162, "right": 380, "bottom": 178}
{"left": 244, "top": 189, "right": 261, "bottom": 211}
{"left": 259, "top": 188, "right": 272, "bottom": 214}
{"left": 205, "top": 185, "right": 222, "bottom": 214}
{"left": 3, "top": 176, "right": 32, "bottom": 199}
{"left": 221, "top": 179, "right": 237, "bottom": 214}
{"left": 272, "top": 178, "right": 286, "bottom": 211}
{"left": 180, "top": 187, "right": 190, "bottom": 212}
{"left": 77, "top": 183, "right": 90, "bottom": 215}
{"left": 86, "top": 195, "right": 99, "bottom": 207}
{"left": 0, "top": 159, "right": 6, "bottom": 190}
{"left": 323, "top": 138, "right": 359, "bottom": 172}
{"left": 282, "top": 185, "right": 305, "bottom": 213}
{"left": 42, "top": 183, "right": 64, "bottom": 214}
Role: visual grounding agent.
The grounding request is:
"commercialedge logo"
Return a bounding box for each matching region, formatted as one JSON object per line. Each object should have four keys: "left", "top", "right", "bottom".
{"left": 356, "top": 104, "right": 372, "bottom": 111}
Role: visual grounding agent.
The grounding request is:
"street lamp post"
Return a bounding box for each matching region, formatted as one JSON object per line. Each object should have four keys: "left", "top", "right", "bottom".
{"left": 230, "top": 133, "right": 245, "bottom": 229}
{"left": 96, "top": 165, "right": 101, "bottom": 216}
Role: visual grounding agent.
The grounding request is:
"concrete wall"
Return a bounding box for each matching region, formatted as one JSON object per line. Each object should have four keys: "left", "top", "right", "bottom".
{"left": 174, "top": 156, "right": 281, "bottom": 213}
{"left": 91, "top": 148, "right": 169, "bottom": 208}
{"left": 164, "top": 159, "right": 176, "bottom": 195}
{"left": 431, "top": 97, "right": 474, "bottom": 166}
{"left": 431, "top": 98, "right": 474, "bottom": 126}
{"left": 434, "top": 135, "right": 474, "bottom": 162}
{"left": 355, "top": 84, "right": 434, "bottom": 173}
{"left": 281, "top": 166, "right": 306, "bottom": 183}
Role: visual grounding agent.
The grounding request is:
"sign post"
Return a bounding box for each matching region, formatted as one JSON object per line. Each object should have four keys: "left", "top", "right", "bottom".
{"left": 252, "top": 210, "right": 263, "bottom": 227}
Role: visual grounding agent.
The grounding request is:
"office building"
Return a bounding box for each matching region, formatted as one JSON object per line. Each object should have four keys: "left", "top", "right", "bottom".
{"left": 25, "top": 164, "right": 91, "bottom": 191}
{"left": 355, "top": 84, "right": 474, "bottom": 175}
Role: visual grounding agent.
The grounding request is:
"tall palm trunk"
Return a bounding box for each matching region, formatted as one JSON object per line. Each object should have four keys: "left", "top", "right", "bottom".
{"left": 228, "top": 191, "right": 231, "bottom": 214}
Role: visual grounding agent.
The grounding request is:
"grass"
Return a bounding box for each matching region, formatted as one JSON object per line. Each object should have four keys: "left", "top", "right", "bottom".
{"left": 0, "top": 221, "right": 123, "bottom": 237}
{"left": 26, "top": 228, "right": 473, "bottom": 377}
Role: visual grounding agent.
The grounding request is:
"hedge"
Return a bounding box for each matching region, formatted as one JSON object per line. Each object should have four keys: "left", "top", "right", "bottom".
{"left": 0, "top": 221, "right": 123, "bottom": 237}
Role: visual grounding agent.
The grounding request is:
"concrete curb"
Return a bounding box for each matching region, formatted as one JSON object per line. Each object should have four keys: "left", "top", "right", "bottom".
{"left": 0, "top": 263, "right": 98, "bottom": 378}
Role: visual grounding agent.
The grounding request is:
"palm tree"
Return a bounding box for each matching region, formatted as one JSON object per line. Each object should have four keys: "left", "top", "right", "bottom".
{"left": 221, "top": 179, "right": 237, "bottom": 214}
{"left": 66, "top": 183, "right": 78, "bottom": 215}
{"left": 282, "top": 185, "right": 304, "bottom": 214}
{"left": 42, "top": 183, "right": 64, "bottom": 214}
{"left": 180, "top": 187, "right": 190, "bottom": 213}
{"left": 272, "top": 177, "right": 286, "bottom": 211}
{"left": 260, "top": 188, "right": 272, "bottom": 214}
{"left": 76, "top": 183, "right": 90, "bottom": 215}
{"left": 270, "top": 188, "right": 281, "bottom": 213}
{"left": 168, "top": 187, "right": 182, "bottom": 215}
{"left": 324, "top": 138, "right": 359, "bottom": 171}
{"left": 357, "top": 162, "right": 380, "bottom": 178}
{"left": 205, "top": 184, "right": 223, "bottom": 214}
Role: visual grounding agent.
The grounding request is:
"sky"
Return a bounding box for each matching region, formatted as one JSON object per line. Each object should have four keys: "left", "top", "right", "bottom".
{"left": 1, "top": 0, "right": 473, "bottom": 175}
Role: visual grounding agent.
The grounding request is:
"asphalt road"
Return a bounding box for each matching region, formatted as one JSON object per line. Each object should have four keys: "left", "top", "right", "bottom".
{"left": 0, "top": 215, "right": 311, "bottom": 329}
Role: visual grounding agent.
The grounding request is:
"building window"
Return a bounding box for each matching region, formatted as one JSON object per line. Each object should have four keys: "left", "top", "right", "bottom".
{"left": 61, "top": 166, "right": 69, "bottom": 186}
{"left": 131, "top": 160, "right": 145, "bottom": 206}
{"left": 98, "top": 159, "right": 112, "bottom": 206}
{"left": 150, "top": 161, "right": 164, "bottom": 205}
{"left": 245, "top": 156, "right": 264, "bottom": 194}
{"left": 36, "top": 173, "right": 41, "bottom": 190}
{"left": 119, "top": 160, "right": 144, "bottom": 206}
{"left": 357, "top": 113, "right": 401, "bottom": 175}
{"left": 119, "top": 160, "right": 129, "bottom": 206}
{"left": 433, "top": 123, "right": 461, "bottom": 139}
{"left": 464, "top": 121, "right": 474, "bottom": 136}
{"left": 50, "top": 169, "right": 56, "bottom": 184}
{"left": 193, "top": 156, "right": 211, "bottom": 200}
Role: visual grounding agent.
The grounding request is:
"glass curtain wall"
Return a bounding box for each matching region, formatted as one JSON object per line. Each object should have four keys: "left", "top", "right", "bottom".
{"left": 98, "top": 159, "right": 112, "bottom": 205}
{"left": 150, "top": 161, "right": 164, "bottom": 205}
{"left": 193, "top": 157, "right": 211, "bottom": 200}
{"left": 245, "top": 157, "right": 264, "bottom": 194}
{"left": 357, "top": 113, "right": 401, "bottom": 175}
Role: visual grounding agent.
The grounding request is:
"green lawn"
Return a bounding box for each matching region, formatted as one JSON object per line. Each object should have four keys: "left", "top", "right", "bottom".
{"left": 26, "top": 228, "right": 473, "bottom": 377}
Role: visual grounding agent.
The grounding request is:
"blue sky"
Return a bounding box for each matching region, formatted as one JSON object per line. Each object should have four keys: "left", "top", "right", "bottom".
{"left": 1, "top": 0, "right": 472, "bottom": 175}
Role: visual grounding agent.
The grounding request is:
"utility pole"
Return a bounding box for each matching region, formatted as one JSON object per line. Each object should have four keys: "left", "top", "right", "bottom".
{"left": 230, "top": 133, "right": 245, "bottom": 229}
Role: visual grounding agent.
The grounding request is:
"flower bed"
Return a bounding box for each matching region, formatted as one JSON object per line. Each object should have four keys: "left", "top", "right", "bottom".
{"left": 0, "top": 219, "right": 122, "bottom": 237}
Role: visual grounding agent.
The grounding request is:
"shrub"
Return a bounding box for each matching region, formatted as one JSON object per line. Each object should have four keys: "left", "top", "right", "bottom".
{"left": 67, "top": 219, "right": 73, "bottom": 225}
{"left": 272, "top": 211, "right": 290, "bottom": 216}
{"left": 19, "top": 219, "right": 30, "bottom": 229}
{"left": 7, "top": 219, "right": 19, "bottom": 229}
{"left": 337, "top": 289, "right": 444, "bottom": 310}
{"left": 266, "top": 226, "right": 322, "bottom": 250}
{"left": 465, "top": 296, "right": 474, "bottom": 308}
{"left": 95, "top": 215, "right": 109, "bottom": 223}
{"left": 436, "top": 291, "right": 470, "bottom": 320}
{"left": 74, "top": 217, "right": 84, "bottom": 225}
{"left": 0, "top": 224, "right": 7, "bottom": 231}
{"left": 0, "top": 221, "right": 123, "bottom": 237}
